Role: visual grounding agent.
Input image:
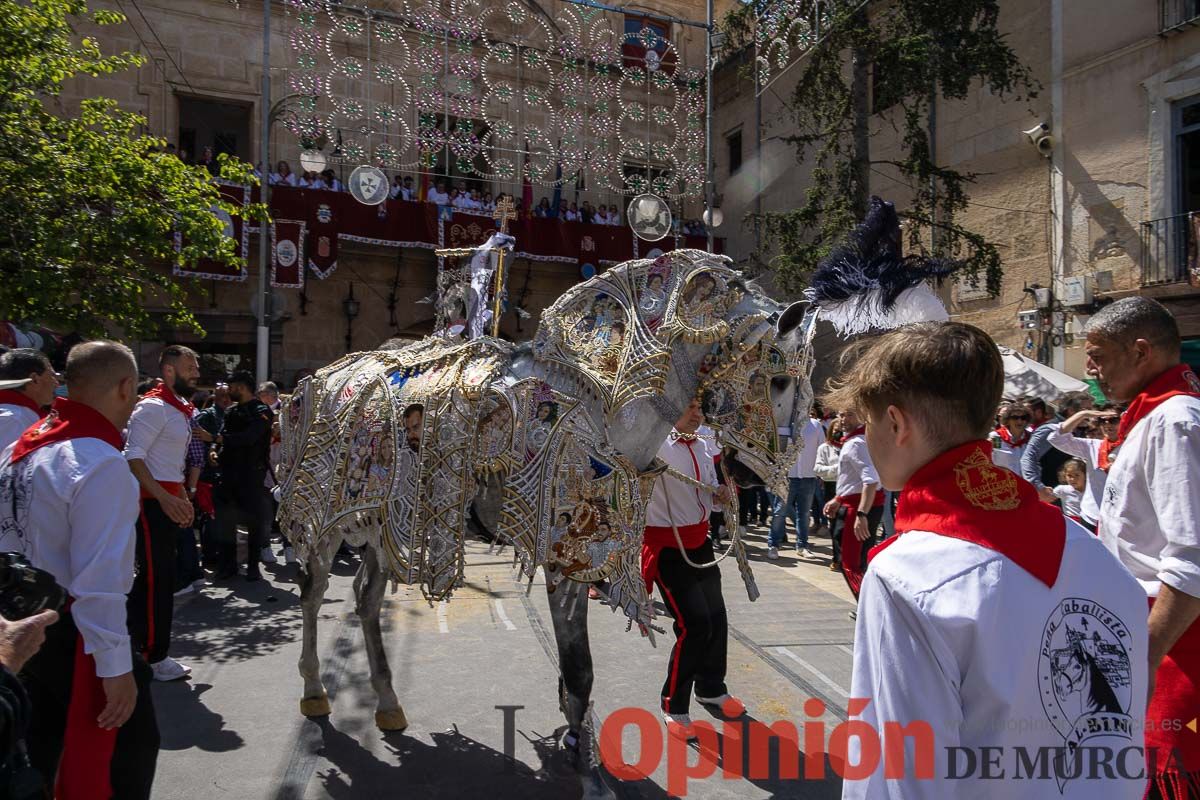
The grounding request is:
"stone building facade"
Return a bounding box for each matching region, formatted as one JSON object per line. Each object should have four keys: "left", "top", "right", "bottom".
{"left": 59, "top": 0, "right": 713, "bottom": 385}
{"left": 711, "top": 0, "right": 1200, "bottom": 379}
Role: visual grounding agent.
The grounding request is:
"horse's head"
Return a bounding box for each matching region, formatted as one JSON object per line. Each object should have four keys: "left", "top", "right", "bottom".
{"left": 530, "top": 249, "right": 815, "bottom": 485}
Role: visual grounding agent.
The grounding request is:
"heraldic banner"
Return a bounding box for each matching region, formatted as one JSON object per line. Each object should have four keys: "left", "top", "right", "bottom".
{"left": 270, "top": 220, "right": 306, "bottom": 289}
{"left": 174, "top": 182, "right": 249, "bottom": 281}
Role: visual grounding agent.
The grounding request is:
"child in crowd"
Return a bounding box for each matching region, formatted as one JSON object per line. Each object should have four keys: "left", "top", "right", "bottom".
{"left": 1051, "top": 458, "right": 1086, "bottom": 523}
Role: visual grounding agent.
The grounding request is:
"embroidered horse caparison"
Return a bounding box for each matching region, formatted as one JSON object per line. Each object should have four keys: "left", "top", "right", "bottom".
{"left": 275, "top": 249, "right": 815, "bottom": 799}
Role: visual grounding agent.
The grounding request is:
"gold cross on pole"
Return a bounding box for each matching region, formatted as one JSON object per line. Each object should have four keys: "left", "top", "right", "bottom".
{"left": 493, "top": 196, "right": 517, "bottom": 234}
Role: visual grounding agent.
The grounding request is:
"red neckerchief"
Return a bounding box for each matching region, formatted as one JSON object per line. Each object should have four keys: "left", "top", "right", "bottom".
{"left": 141, "top": 379, "right": 195, "bottom": 419}
{"left": 839, "top": 425, "right": 865, "bottom": 446}
{"left": 10, "top": 398, "right": 124, "bottom": 463}
{"left": 994, "top": 425, "right": 1029, "bottom": 448}
{"left": 871, "top": 440, "right": 1065, "bottom": 588}
{"left": 1098, "top": 364, "right": 1200, "bottom": 472}
{"left": 0, "top": 388, "right": 44, "bottom": 416}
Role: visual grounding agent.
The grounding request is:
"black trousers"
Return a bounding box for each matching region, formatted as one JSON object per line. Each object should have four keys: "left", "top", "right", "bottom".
{"left": 128, "top": 498, "right": 179, "bottom": 665}
{"left": 654, "top": 539, "right": 728, "bottom": 714}
{"left": 21, "top": 610, "right": 159, "bottom": 799}
{"left": 214, "top": 476, "right": 270, "bottom": 574}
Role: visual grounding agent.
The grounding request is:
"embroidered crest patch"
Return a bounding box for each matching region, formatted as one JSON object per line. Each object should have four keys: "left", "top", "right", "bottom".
{"left": 953, "top": 446, "right": 1020, "bottom": 511}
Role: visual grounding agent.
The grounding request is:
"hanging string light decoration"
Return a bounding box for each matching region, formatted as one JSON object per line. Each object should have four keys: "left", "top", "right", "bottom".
{"left": 282, "top": 0, "right": 707, "bottom": 200}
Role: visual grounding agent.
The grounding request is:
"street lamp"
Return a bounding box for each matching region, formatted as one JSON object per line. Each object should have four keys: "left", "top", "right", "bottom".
{"left": 343, "top": 282, "right": 361, "bottom": 352}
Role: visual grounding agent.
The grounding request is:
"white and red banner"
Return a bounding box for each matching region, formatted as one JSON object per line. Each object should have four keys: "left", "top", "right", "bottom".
{"left": 174, "top": 181, "right": 249, "bottom": 282}
{"left": 307, "top": 200, "right": 339, "bottom": 279}
{"left": 270, "top": 220, "right": 306, "bottom": 289}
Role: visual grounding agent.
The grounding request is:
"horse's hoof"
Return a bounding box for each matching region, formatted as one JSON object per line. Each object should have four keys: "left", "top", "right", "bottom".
{"left": 375, "top": 707, "right": 408, "bottom": 731}
{"left": 300, "top": 693, "right": 332, "bottom": 717}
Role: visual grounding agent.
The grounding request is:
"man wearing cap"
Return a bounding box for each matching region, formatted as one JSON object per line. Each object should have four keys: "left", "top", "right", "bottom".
{"left": 0, "top": 349, "right": 57, "bottom": 450}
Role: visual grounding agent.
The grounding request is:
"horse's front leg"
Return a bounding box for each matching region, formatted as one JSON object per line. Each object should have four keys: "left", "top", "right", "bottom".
{"left": 298, "top": 533, "right": 340, "bottom": 716}
{"left": 355, "top": 540, "right": 406, "bottom": 731}
{"left": 546, "top": 575, "right": 614, "bottom": 800}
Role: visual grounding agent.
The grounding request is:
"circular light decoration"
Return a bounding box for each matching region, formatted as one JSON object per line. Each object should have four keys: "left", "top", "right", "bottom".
{"left": 348, "top": 165, "right": 389, "bottom": 206}
{"left": 580, "top": 262, "right": 597, "bottom": 280}
{"left": 645, "top": 248, "right": 664, "bottom": 259}
{"left": 627, "top": 193, "right": 672, "bottom": 242}
{"left": 703, "top": 207, "right": 724, "bottom": 228}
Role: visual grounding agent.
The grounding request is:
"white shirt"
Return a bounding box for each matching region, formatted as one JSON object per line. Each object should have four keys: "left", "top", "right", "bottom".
{"left": 124, "top": 394, "right": 193, "bottom": 483}
{"left": 0, "top": 402, "right": 40, "bottom": 452}
{"left": 270, "top": 172, "right": 298, "bottom": 187}
{"left": 990, "top": 430, "right": 1029, "bottom": 474}
{"left": 645, "top": 431, "right": 719, "bottom": 527}
{"left": 1053, "top": 484, "right": 1083, "bottom": 518}
{"left": 814, "top": 442, "right": 840, "bottom": 483}
{"left": 426, "top": 188, "right": 450, "bottom": 205}
{"left": 1099, "top": 394, "right": 1200, "bottom": 599}
{"left": 835, "top": 434, "right": 879, "bottom": 498}
{"left": 0, "top": 437, "right": 139, "bottom": 677}
{"left": 1046, "top": 425, "right": 1107, "bottom": 525}
{"left": 787, "top": 418, "right": 825, "bottom": 479}
{"left": 452, "top": 194, "right": 470, "bottom": 209}
{"left": 845, "top": 524, "right": 1149, "bottom": 800}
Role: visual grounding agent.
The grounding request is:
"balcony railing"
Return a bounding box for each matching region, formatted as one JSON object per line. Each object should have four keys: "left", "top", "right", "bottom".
{"left": 1160, "top": 0, "right": 1200, "bottom": 33}
{"left": 1141, "top": 212, "right": 1199, "bottom": 286}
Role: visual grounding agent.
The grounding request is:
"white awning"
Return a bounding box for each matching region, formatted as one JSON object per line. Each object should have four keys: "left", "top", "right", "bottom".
{"left": 998, "top": 346, "right": 1089, "bottom": 402}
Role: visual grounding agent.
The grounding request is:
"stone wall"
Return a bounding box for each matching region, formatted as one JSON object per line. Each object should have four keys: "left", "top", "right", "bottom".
{"left": 711, "top": 0, "right": 1200, "bottom": 379}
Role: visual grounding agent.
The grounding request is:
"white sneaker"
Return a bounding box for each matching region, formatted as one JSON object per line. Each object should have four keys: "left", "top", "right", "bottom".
{"left": 151, "top": 657, "right": 192, "bottom": 682}
{"left": 800, "top": 548, "right": 816, "bottom": 559}
{"left": 260, "top": 546, "right": 278, "bottom": 564}
{"left": 283, "top": 546, "right": 297, "bottom": 564}
{"left": 766, "top": 547, "right": 778, "bottom": 560}
{"left": 662, "top": 711, "right": 696, "bottom": 740}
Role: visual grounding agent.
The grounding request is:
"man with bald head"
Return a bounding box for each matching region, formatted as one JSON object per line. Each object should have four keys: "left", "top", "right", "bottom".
{"left": 1086, "top": 297, "right": 1200, "bottom": 796}
{"left": 0, "top": 340, "right": 160, "bottom": 799}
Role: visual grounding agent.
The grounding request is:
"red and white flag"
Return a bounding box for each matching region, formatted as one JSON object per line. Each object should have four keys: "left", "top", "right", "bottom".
{"left": 270, "top": 220, "right": 306, "bottom": 289}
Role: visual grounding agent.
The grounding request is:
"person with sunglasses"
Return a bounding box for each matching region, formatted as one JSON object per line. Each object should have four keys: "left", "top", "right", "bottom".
{"left": 1019, "top": 390, "right": 1094, "bottom": 504}
{"left": 989, "top": 402, "right": 1033, "bottom": 474}
{"left": 1045, "top": 403, "right": 1122, "bottom": 533}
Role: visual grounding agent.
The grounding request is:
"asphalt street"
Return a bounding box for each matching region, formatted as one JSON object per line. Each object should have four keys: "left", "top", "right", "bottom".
{"left": 150, "top": 522, "right": 858, "bottom": 799}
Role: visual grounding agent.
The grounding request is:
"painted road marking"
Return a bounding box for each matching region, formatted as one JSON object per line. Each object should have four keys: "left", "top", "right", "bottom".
{"left": 776, "top": 646, "right": 850, "bottom": 699}
{"left": 494, "top": 599, "right": 517, "bottom": 631}
{"left": 836, "top": 644, "right": 854, "bottom": 657}
{"left": 437, "top": 600, "right": 449, "bottom": 633}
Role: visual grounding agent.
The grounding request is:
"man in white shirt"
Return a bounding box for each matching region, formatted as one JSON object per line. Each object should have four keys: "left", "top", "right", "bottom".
{"left": 123, "top": 345, "right": 199, "bottom": 682}
{"left": 0, "top": 349, "right": 57, "bottom": 450}
{"left": 1045, "top": 405, "right": 1120, "bottom": 531}
{"left": 767, "top": 416, "right": 825, "bottom": 559}
{"left": 1085, "top": 297, "right": 1200, "bottom": 794}
{"left": 0, "top": 340, "right": 159, "bottom": 799}
{"left": 642, "top": 399, "right": 740, "bottom": 738}
{"left": 826, "top": 322, "right": 1149, "bottom": 800}
{"left": 822, "top": 408, "right": 883, "bottom": 598}
{"left": 426, "top": 180, "right": 449, "bottom": 206}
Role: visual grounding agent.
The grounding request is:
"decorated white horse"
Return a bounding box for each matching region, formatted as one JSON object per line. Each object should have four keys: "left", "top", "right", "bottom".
{"left": 275, "top": 247, "right": 815, "bottom": 795}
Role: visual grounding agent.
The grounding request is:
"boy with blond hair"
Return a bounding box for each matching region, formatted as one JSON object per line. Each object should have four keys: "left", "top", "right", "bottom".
{"left": 829, "top": 322, "right": 1148, "bottom": 800}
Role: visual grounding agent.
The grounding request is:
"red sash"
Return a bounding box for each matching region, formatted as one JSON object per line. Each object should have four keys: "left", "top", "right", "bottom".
{"left": 994, "top": 425, "right": 1029, "bottom": 448}
{"left": 1099, "top": 364, "right": 1200, "bottom": 472}
{"left": 141, "top": 379, "right": 195, "bottom": 418}
{"left": 1146, "top": 598, "right": 1200, "bottom": 787}
{"left": 56, "top": 602, "right": 118, "bottom": 800}
{"left": 642, "top": 522, "right": 709, "bottom": 592}
{"left": 0, "top": 388, "right": 43, "bottom": 416}
{"left": 9, "top": 398, "right": 123, "bottom": 463}
{"left": 836, "top": 490, "right": 885, "bottom": 598}
{"left": 870, "top": 440, "right": 1065, "bottom": 588}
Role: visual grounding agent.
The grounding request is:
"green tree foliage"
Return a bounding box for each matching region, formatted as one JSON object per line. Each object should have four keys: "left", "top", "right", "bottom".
{"left": 722, "top": 0, "right": 1039, "bottom": 296}
{"left": 0, "top": 0, "right": 263, "bottom": 336}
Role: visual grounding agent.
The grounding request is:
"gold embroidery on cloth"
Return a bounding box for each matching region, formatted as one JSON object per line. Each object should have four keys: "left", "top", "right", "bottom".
{"left": 954, "top": 447, "right": 1020, "bottom": 511}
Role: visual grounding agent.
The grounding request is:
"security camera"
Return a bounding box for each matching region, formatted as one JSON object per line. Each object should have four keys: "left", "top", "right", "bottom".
{"left": 1023, "top": 123, "right": 1054, "bottom": 157}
